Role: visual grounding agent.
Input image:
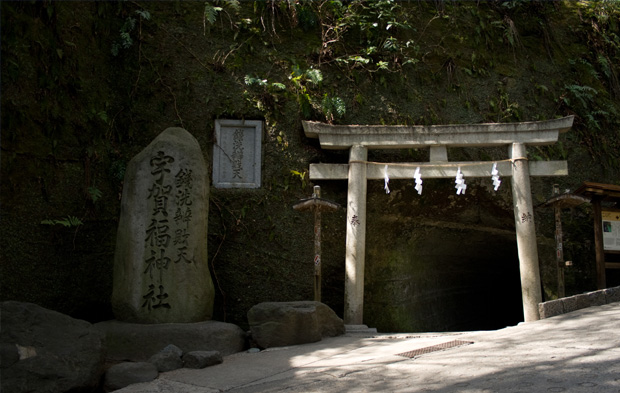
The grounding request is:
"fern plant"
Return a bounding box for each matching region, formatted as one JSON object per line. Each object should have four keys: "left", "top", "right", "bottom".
{"left": 111, "top": 10, "right": 150, "bottom": 56}
{"left": 203, "top": 0, "right": 241, "bottom": 35}
{"left": 88, "top": 187, "right": 103, "bottom": 203}
{"left": 562, "top": 84, "right": 598, "bottom": 110}
{"left": 41, "top": 216, "right": 84, "bottom": 228}
{"left": 321, "top": 94, "right": 346, "bottom": 123}
{"left": 289, "top": 66, "right": 323, "bottom": 118}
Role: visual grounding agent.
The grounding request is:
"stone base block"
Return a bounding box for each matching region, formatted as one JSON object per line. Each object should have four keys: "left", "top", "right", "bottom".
{"left": 563, "top": 291, "right": 606, "bottom": 313}
{"left": 539, "top": 286, "right": 620, "bottom": 319}
{"left": 345, "top": 325, "right": 378, "bottom": 334}
{"left": 95, "top": 320, "right": 245, "bottom": 362}
{"left": 604, "top": 286, "right": 620, "bottom": 304}
{"left": 538, "top": 299, "right": 564, "bottom": 319}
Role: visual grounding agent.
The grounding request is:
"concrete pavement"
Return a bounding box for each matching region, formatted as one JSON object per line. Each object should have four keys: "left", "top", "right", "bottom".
{"left": 117, "top": 302, "right": 620, "bottom": 392}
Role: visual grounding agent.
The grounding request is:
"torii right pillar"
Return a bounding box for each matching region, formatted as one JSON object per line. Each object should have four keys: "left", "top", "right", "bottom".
{"left": 510, "top": 143, "right": 542, "bottom": 322}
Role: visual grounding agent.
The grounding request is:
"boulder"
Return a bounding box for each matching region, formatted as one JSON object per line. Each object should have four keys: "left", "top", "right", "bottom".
{"left": 0, "top": 342, "right": 19, "bottom": 368}
{"left": 248, "top": 301, "right": 345, "bottom": 349}
{"left": 112, "top": 127, "right": 214, "bottom": 324}
{"left": 0, "top": 301, "right": 105, "bottom": 393}
{"left": 160, "top": 344, "right": 183, "bottom": 357}
{"left": 148, "top": 346, "right": 183, "bottom": 372}
{"left": 95, "top": 319, "right": 245, "bottom": 362}
{"left": 104, "top": 362, "right": 158, "bottom": 392}
{"left": 182, "top": 350, "right": 223, "bottom": 369}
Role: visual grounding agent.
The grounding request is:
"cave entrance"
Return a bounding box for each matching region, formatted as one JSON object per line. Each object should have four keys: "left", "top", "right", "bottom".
{"left": 303, "top": 116, "right": 575, "bottom": 326}
{"left": 362, "top": 213, "right": 524, "bottom": 332}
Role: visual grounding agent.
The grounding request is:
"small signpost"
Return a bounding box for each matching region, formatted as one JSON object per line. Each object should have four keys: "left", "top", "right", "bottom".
{"left": 293, "top": 185, "right": 340, "bottom": 302}
{"left": 574, "top": 182, "right": 620, "bottom": 289}
{"left": 541, "top": 184, "right": 589, "bottom": 298}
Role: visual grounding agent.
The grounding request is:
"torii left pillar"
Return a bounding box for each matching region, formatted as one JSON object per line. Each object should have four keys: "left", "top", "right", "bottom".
{"left": 345, "top": 146, "right": 368, "bottom": 324}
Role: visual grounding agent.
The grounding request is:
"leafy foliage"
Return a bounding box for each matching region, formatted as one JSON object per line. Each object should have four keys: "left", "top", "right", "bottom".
{"left": 289, "top": 169, "right": 308, "bottom": 189}
{"left": 306, "top": 0, "right": 418, "bottom": 72}
{"left": 204, "top": 4, "right": 222, "bottom": 28}
{"left": 321, "top": 94, "right": 346, "bottom": 123}
{"left": 41, "top": 216, "right": 84, "bottom": 228}
{"left": 561, "top": 84, "right": 598, "bottom": 111}
{"left": 203, "top": 0, "right": 241, "bottom": 34}
{"left": 111, "top": 10, "right": 150, "bottom": 56}
{"left": 88, "top": 187, "right": 103, "bottom": 203}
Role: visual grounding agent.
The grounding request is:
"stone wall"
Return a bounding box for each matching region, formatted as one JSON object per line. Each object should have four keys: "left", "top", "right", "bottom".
{"left": 539, "top": 286, "right": 620, "bottom": 319}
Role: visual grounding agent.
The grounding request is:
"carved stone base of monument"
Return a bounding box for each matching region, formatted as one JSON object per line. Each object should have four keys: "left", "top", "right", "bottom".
{"left": 112, "top": 127, "right": 214, "bottom": 324}
{"left": 95, "top": 320, "right": 246, "bottom": 362}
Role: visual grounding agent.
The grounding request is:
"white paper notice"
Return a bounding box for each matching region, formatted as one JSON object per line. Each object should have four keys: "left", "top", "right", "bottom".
{"left": 602, "top": 210, "right": 620, "bottom": 251}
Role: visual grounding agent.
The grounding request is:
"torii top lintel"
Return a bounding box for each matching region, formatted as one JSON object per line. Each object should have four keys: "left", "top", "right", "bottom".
{"left": 303, "top": 116, "right": 574, "bottom": 150}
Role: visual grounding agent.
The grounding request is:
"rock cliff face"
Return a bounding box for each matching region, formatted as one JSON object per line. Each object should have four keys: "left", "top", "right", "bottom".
{"left": 1, "top": 1, "right": 617, "bottom": 332}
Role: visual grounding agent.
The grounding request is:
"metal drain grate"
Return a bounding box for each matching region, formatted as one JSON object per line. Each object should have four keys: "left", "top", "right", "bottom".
{"left": 395, "top": 340, "right": 473, "bottom": 358}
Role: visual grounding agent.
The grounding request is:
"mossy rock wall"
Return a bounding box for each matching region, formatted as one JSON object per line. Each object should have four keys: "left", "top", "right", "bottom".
{"left": 1, "top": 1, "right": 619, "bottom": 331}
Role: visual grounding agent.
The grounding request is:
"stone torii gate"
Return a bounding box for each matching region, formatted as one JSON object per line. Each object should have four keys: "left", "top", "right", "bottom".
{"left": 303, "top": 116, "right": 574, "bottom": 325}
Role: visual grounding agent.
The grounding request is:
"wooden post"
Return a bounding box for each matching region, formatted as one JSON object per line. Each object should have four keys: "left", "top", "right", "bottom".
{"left": 313, "top": 186, "right": 322, "bottom": 302}
{"left": 510, "top": 143, "right": 542, "bottom": 322}
{"left": 553, "top": 185, "right": 566, "bottom": 298}
{"left": 345, "top": 145, "right": 367, "bottom": 325}
{"left": 293, "top": 186, "right": 340, "bottom": 303}
{"left": 592, "top": 196, "right": 606, "bottom": 289}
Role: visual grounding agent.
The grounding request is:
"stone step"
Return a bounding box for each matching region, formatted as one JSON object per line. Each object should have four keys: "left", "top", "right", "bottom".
{"left": 345, "top": 324, "right": 378, "bottom": 334}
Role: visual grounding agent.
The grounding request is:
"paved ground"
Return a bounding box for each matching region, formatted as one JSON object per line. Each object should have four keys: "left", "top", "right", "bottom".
{"left": 118, "top": 302, "right": 620, "bottom": 392}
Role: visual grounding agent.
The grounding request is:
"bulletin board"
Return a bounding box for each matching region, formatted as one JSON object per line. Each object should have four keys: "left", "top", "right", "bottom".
{"left": 602, "top": 210, "right": 620, "bottom": 251}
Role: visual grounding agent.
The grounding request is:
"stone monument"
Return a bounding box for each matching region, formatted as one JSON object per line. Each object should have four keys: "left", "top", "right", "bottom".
{"left": 112, "top": 127, "right": 214, "bottom": 323}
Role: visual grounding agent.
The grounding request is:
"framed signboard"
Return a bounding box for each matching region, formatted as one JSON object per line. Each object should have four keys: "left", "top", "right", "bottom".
{"left": 212, "top": 119, "right": 262, "bottom": 188}
{"left": 602, "top": 210, "right": 620, "bottom": 251}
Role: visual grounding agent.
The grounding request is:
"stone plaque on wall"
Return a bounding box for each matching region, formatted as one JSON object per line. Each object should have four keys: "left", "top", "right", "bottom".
{"left": 213, "top": 119, "right": 262, "bottom": 188}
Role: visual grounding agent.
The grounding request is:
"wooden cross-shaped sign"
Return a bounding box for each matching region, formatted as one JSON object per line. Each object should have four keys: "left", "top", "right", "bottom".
{"left": 293, "top": 185, "right": 340, "bottom": 302}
